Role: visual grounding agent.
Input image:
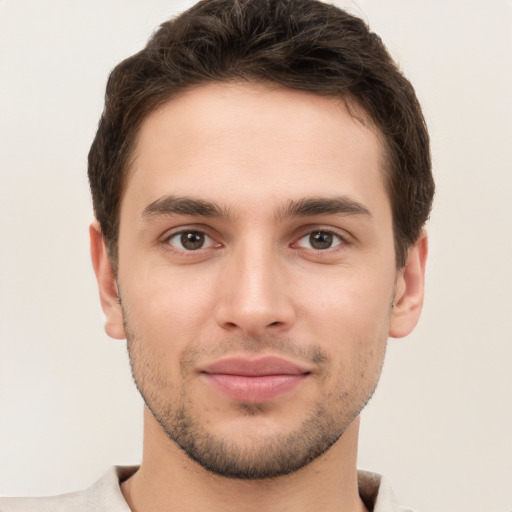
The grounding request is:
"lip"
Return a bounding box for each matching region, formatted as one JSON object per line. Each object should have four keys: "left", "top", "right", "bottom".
{"left": 199, "top": 356, "right": 311, "bottom": 402}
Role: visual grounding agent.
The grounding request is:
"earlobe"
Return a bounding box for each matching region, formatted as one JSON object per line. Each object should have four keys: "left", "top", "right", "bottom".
{"left": 389, "top": 231, "right": 428, "bottom": 339}
{"left": 89, "top": 221, "right": 126, "bottom": 340}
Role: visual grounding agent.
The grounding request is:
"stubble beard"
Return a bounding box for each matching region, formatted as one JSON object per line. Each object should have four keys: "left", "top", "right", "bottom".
{"left": 124, "top": 318, "right": 386, "bottom": 480}
{"left": 146, "top": 395, "right": 345, "bottom": 479}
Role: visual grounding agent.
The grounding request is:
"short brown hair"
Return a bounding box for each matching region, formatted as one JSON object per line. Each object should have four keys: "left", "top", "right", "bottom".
{"left": 88, "top": 0, "right": 434, "bottom": 268}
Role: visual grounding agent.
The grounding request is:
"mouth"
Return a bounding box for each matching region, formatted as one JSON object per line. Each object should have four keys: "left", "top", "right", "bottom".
{"left": 199, "top": 356, "right": 311, "bottom": 403}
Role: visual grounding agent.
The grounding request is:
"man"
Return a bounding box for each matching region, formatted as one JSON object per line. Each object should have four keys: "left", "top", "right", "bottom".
{"left": 0, "top": 0, "right": 434, "bottom": 510}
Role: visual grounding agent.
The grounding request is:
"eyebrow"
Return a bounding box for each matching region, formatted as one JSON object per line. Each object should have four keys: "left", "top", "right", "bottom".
{"left": 276, "top": 196, "right": 372, "bottom": 220}
{"left": 142, "top": 195, "right": 230, "bottom": 220}
{"left": 141, "top": 194, "right": 371, "bottom": 222}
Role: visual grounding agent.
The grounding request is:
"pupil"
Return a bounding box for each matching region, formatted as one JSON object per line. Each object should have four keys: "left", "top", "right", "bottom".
{"left": 310, "top": 231, "right": 333, "bottom": 250}
{"left": 181, "top": 231, "right": 204, "bottom": 250}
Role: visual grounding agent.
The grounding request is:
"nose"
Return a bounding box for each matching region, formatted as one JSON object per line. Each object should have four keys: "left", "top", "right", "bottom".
{"left": 214, "top": 243, "right": 296, "bottom": 337}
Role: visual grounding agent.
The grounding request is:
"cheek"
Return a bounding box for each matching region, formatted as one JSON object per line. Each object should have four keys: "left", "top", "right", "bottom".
{"left": 314, "top": 286, "right": 389, "bottom": 404}
{"left": 121, "top": 259, "right": 215, "bottom": 325}
{"left": 121, "top": 274, "right": 202, "bottom": 394}
{"left": 296, "top": 265, "right": 393, "bottom": 374}
{"left": 119, "top": 261, "right": 223, "bottom": 382}
{"left": 298, "top": 266, "right": 394, "bottom": 333}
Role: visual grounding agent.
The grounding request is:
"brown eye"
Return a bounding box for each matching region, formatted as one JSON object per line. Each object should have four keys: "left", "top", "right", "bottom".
{"left": 295, "top": 230, "right": 344, "bottom": 250}
{"left": 309, "top": 231, "right": 334, "bottom": 249}
{"left": 168, "top": 230, "right": 213, "bottom": 251}
{"left": 181, "top": 231, "right": 205, "bottom": 250}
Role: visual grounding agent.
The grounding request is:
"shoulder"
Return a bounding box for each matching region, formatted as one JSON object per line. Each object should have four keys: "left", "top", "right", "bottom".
{"left": 0, "top": 490, "right": 88, "bottom": 512}
{"left": 357, "top": 470, "right": 417, "bottom": 512}
{"left": 0, "top": 466, "right": 137, "bottom": 512}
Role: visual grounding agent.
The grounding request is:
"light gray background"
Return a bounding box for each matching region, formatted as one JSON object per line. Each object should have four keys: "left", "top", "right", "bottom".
{"left": 1, "top": 1, "right": 511, "bottom": 511}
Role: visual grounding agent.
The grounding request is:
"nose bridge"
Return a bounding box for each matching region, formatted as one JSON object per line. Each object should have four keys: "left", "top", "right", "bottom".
{"left": 215, "top": 235, "right": 294, "bottom": 334}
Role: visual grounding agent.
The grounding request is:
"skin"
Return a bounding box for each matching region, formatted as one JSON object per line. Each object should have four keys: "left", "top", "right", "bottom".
{"left": 91, "top": 82, "right": 427, "bottom": 512}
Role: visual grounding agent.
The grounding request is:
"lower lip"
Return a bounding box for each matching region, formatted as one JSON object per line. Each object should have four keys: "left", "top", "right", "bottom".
{"left": 201, "top": 373, "right": 308, "bottom": 402}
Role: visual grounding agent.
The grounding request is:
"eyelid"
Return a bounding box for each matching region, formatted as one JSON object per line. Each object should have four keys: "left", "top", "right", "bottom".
{"left": 161, "top": 225, "right": 222, "bottom": 251}
{"left": 294, "top": 231, "right": 344, "bottom": 250}
{"left": 291, "top": 225, "right": 353, "bottom": 247}
{"left": 168, "top": 231, "right": 214, "bottom": 250}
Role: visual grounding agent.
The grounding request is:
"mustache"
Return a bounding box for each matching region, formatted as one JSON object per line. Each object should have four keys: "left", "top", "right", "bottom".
{"left": 120, "top": 301, "right": 329, "bottom": 370}
{"left": 180, "top": 335, "right": 329, "bottom": 370}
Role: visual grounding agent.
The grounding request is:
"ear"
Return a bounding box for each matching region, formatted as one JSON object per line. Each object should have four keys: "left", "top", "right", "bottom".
{"left": 89, "top": 221, "right": 126, "bottom": 340}
{"left": 389, "top": 230, "right": 428, "bottom": 338}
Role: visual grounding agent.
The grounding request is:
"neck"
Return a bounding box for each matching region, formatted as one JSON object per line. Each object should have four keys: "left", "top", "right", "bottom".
{"left": 121, "top": 408, "right": 368, "bottom": 512}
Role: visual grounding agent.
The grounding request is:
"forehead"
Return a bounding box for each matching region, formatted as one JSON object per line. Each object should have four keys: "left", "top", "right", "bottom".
{"left": 123, "top": 82, "right": 388, "bottom": 218}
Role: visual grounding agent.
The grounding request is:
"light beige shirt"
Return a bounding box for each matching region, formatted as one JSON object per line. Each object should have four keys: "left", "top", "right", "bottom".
{"left": 0, "top": 466, "right": 415, "bottom": 511}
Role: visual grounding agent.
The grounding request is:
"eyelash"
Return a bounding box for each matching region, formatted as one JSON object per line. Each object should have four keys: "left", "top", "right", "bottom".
{"left": 163, "top": 229, "right": 221, "bottom": 252}
{"left": 161, "top": 227, "right": 351, "bottom": 255}
{"left": 292, "top": 230, "right": 348, "bottom": 252}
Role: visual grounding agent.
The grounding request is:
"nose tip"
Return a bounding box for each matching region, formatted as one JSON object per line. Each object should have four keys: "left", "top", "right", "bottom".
{"left": 220, "top": 311, "right": 290, "bottom": 336}
{"left": 214, "top": 260, "right": 296, "bottom": 336}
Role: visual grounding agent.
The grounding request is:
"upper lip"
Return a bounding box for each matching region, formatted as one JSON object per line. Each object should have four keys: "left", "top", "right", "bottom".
{"left": 200, "top": 356, "right": 311, "bottom": 376}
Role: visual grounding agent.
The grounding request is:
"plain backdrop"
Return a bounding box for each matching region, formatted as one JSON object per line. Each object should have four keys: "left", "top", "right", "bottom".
{"left": 0, "top": 1, "right": 511, "bottom": 511}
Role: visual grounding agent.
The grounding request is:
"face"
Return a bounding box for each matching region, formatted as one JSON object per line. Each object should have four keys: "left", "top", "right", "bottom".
{"left": 92, "top": 82, "right": 426, "bottom": 479}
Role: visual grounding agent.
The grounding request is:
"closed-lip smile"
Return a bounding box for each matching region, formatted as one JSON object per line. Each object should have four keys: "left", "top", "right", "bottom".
{"left": 199, "top": 356, "right": 311, "bottom": 403}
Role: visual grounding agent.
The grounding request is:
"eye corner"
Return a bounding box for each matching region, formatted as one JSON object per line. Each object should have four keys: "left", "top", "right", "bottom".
{"left": 162, "top": 228, "right": 222, "bottom": 253}
{"left": 293, "top": 229, "right": 348, "bottom": 252}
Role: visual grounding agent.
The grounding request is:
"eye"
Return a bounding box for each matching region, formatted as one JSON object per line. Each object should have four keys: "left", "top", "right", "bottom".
{"left": 295, "top": 230, "right": 344, "bottom": 250}
{"left": 166, "top": 230, "right": 216, "bottom": 251}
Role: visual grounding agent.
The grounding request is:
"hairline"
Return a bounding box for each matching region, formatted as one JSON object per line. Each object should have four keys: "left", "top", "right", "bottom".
{"left": 106, "top": 78, "right": 403, "bottom": 269}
